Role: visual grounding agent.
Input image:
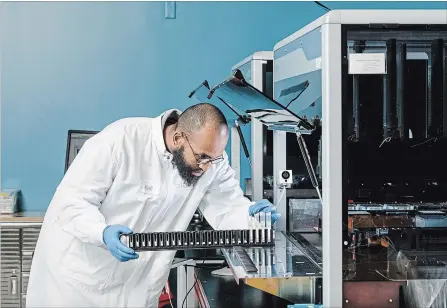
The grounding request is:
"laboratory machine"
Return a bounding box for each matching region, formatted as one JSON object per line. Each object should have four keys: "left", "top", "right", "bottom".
{"left": 189, "top": 59, "right": 323, "bottom": 306}
{"left": 229, "top": 51, "right": 274, "bottom": 201}
{"left": 189, "top": 9, "right": 447, "bottom": 308}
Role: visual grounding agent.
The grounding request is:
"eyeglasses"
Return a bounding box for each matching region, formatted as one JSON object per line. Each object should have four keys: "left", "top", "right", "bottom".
{"left": 183, "top": 134, "right": 224, "bottom": 165}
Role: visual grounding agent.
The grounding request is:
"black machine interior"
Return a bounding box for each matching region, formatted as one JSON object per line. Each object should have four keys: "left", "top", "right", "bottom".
{"left": 342, "top": 27, "right": 447, "bottom": 219}
{"left": 340, "top": 25, "right": 447, "bottom": 307}
{"left": 345, "top": 39, "right": 447, "bottom": 204}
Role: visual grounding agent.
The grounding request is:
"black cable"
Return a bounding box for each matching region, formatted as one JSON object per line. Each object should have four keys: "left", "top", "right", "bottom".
{"left": 180, "top": 273, "right": 198, "bottom": 308}
{"left": 314, "top": 1, "right": 331, "bottom": 11}
{"left": 181, "top": 251, "right": 208, "bottom": 308}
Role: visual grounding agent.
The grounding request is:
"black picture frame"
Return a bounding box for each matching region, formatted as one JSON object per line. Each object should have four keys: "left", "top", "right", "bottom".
{"left": 64, "top": 129, "right": 99, "bottom": 173}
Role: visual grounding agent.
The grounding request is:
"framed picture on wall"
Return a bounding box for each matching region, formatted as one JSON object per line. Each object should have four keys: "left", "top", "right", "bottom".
{"left": 65, "top": 130, "right": 98, "bottom": 173}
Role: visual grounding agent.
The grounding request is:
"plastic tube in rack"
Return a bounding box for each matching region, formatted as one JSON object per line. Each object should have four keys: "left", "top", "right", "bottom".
{"left": 259, "top": 212, "right": 266, "bottom": 243}
{"left": 266, "top": 212, "right": 271, "bottom": 243}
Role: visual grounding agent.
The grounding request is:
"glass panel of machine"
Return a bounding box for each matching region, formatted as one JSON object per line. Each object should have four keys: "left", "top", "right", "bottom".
{"left": 343, "top": 27, "right": 447, "bottom": 308}
{"left": 273, "top": 26, "right": 323, "bottom": 224}
{"left": 238, "top": 60, "right": 252, "bottom": 85}
{"left": 188, "top": 80, "right": 245, "bottom": 123}
{"left": 207, "top": 70, "right": 314, "bottom": 132}
{"left": 274, "top": 27, "right": 322, "bottom": 125}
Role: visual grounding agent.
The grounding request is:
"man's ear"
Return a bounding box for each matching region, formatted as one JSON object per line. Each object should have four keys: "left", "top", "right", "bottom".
{"left": 173, "top": 131, "right": 183, "bottom": 146}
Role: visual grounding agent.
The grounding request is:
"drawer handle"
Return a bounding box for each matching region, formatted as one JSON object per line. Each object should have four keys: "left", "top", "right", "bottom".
{"left": 10, "top": 275, "right": 18, "bottom": 296}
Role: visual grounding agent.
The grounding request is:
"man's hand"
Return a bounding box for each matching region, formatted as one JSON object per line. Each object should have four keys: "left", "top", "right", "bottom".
{"left": 249, "top": 199, "right": 281, "bottom": 224}
{"left": 103, "top": 225, "right": 139, "bottom": 262}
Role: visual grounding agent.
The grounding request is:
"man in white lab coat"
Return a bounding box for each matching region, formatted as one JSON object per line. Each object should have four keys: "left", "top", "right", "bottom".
{"left": 26, "top": 103, "right": 279, "bottom": 308}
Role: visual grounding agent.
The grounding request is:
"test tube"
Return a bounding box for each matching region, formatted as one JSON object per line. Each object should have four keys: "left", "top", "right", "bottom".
{"left": 141, "top": 234, "right": 146, "bottom": 248}
{"left": 259, "top": 212, "right": 266, "bottom": 243}
{"left": 129, "top": 234, "right": 134, "bottom": 249}
{"left": 159, "top": 234, "right": 164, "bottom": 247}
{"left": 266, "top": 212, "right": 272, "bottom": 243}
{"left": 190, "top": 232, "right": 194, "bottom": 246}
{"left": 171, "top": 233, "right": 175, "bottom": 247}
{"left": 201, "top": 232, "right": 206, "bottom": 246}
{"left": 205, "top": 232, "right": 209, "bottom": 246}
{"left": 242, "top": 230, "right": 248, "bottom": 245}
{"left": 147, "top": 234, "right": 152, "bottom": 248}
{"left": 182, "top": 232, "right": 187, "bottom": 246}
{"left": 153, "top": 233, "right": 158, "bottom": 247}
{"left": 206, "top": 231, "right": 211, "bottom": 246}
{"left": 135, "top": 234, "right": 140, "bottom": 248}
{"left": 209, "top": 230, "right": 214, "bottom": 246}
{"left": 147, "top": 234, "right": 151, "bottom": 248}
{"left": 195, "top": 232, "right": 200, "bottom": 246}
{"left": 175, "top": 233, "right": 180, "bottom": 246}
{"left": 212, "top": 231, "right": 218, "bottom": 245}
{"left": 165, "top": 233, "right": 170, "bottom": 247}
{"left": 231, "top": 230, "right": 236, "bottom": 244}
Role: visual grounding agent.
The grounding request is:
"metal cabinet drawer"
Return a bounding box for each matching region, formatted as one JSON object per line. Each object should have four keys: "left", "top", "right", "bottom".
{"left": 21, "top": 273, "right": 29, "bottom": 297}
{"left": 21, "top": 251, "right": 34, "bottom": 273}
{"left": 21, "top": 293, "right": 27, "bottom": 308}
{"left": 21, "top": 227, "right": 41, "bottom": 251}
{"left": 1, "top": 223, "right": 41, "bottom": 308}
{"left": 1, "top": 270, "right": 20, "bottom": 308}
{"left": 1, "top": 228, "right": 21, "bottom": 308}
{"left": 21, "top": 227, "right": 41, "bottom": 272}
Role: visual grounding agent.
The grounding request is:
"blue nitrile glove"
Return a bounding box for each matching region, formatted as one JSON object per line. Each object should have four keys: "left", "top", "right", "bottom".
{"left": 249, "top": 199, "right": 281, "bottom": 225}
{"left": 103, "top": 224, "right": 139, "bottom": 262}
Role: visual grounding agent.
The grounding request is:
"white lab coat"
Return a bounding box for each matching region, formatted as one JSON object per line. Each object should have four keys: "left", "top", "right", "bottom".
{"left": 26, "top": 110, "right": 254, "bottom": 308}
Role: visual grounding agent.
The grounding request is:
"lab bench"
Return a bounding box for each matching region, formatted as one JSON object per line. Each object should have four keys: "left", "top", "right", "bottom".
{"left": 168, "top": 257, "right": 294, "bottom": 308}
{"left": 174, "top": 231, "right": 323, "bottom": 308}
{"left": 196, "top": 267, "right": 293, "bottom": 308}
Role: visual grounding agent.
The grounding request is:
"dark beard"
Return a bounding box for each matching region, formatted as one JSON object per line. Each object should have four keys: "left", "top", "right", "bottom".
{"left": 172, "top": 147, "right": 201, "bottom": 187}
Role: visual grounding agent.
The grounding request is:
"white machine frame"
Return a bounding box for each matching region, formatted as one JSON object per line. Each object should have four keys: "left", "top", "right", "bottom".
{"left": 273, "top": 9, "right": 447, "bottom": 307}
{"left": 231, "top": 51, "right": 273, "bottom": 201}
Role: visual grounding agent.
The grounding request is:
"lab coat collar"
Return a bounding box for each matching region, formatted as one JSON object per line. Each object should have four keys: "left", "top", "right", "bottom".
{"left": 153, "top": 109, "right": 182, "bottom": 160}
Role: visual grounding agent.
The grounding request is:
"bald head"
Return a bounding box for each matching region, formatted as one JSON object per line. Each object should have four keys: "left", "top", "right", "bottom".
{"left": 167, "top": 103, "right": 229, "bottom": 185}
{"left": 176, "top": 103, "right": 228, "bottom": 135}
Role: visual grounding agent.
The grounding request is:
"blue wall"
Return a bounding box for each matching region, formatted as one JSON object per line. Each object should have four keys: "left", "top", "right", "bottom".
{"left": 0, "top": 2, "right": 445, "bottom": 211}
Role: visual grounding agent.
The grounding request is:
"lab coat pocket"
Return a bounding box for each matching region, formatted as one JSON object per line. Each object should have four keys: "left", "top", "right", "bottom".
{"left": 59, "top": 240, "right": 117, "bottom": 292}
